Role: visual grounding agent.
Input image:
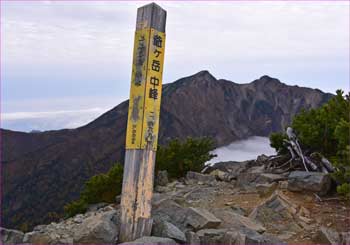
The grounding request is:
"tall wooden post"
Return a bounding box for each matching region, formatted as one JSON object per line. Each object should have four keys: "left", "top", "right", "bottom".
{"left": 119, "top": 3, "right": 166, "bottom": 242}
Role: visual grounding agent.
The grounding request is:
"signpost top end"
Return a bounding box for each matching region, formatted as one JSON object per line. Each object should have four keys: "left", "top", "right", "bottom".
{"left": 136, "top": 2, "right": 167, "bottom": 32}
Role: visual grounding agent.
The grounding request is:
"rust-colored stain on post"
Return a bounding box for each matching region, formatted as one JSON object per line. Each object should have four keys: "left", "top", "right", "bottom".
{"left": 119, "top": 2, "right": 166, "bottom": 242}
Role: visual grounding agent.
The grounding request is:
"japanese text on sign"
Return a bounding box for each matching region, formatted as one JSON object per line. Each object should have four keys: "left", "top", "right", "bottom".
{"left": 126, "top": 28, "right": 165, "bottom": 150}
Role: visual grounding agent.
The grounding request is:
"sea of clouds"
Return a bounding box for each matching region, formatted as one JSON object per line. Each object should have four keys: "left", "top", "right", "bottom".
{"left": 207, "top": 136, "right": 276, "bottom": 164}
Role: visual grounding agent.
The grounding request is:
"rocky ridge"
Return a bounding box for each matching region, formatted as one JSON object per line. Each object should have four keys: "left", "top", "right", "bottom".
{"left": 2, "top": 155, "right": 349, "bottom": 245}
{"left": 2, "top": 71, "right": 333, "bottom": 229}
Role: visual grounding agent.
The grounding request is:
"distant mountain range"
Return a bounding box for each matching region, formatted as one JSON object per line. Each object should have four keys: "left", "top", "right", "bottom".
{"left": 1, "top": 71, "right": 332, "bottom": 230}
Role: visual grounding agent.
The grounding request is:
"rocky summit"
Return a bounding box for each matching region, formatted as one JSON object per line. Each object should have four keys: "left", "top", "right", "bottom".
{"left": 1, "top": 71, "right": 333, "bottom": 230}
{"left": 2, "top": 155, "right": 349, "bottom": 245}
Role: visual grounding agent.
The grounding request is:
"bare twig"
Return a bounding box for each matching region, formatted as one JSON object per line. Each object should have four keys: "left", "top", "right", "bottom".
{"left": 314, "top": 193, "right": 323, "bottom": 202}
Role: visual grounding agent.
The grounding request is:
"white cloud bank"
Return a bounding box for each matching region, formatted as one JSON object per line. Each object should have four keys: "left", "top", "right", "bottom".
{"left": 207, "top": 136, "right": 276, "bottom": 164}
{"left": 1, "top": 107, "right": 110, "bottom": 132}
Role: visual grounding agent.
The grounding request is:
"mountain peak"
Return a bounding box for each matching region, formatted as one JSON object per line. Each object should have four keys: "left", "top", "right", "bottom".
{"left": 2, "top": 71, "right": 331, "bottom": 231}
{"left": 253, "top": 75, "right": 282, "bottom": 87}
{"left": 192, "top": 70, "right": 216, "bottom": 80}
{"left": 259, "top": 75, "right": 275, "bottom": 80}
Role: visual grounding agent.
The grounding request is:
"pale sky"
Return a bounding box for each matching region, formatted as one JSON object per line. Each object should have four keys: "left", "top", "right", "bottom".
{"left": 1, "top": 1, "right": 349, "bottom": 132}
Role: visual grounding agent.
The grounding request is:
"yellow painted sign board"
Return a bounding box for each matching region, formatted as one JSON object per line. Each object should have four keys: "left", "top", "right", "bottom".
{"left": 126, "top": 28, "right": 165, "bottom": 150}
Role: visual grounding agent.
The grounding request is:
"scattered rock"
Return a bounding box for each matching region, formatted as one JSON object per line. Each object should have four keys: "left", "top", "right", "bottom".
{"left": 175, "top": 183, "right": 186, "bottom": 189}
{"left": 86, "top": 202, "right": 108, "bottom": 212}
{"left": 314, "top": 226, "right": 340, "bottom": 245}
{"left": 73, "top": 209, "right": 119, "bottom": 243}
{"left": 259, "top": 173, "right": 287, "bottom": 183}
{"left": 278, "top": 180, "right": 288, "bottom": 189}
{"left": 298, "top": 215, "right": 313, "bottom": 224}
{"left": 211, "top": 208, "right": 266, "bottom": 234}
{"left": 156, "top": 170, "right": 169, "bottom": 186}
{"left": 237, "top": 167, "right": 286, "bottom": 187}
{"left": 230, "top": 205, "right": 247, "bottom": 216}
{"left": 196, "top": 229, "right": 229, "bottom": 244}
{"left": 249, "top": 192, "right": 302, "bottom": 239}
{"left": 298, "top": 206, "right": 311, "bottom": 217}
{"left": 222, "top": 231, "right": 246, "bottom": 244}
{"left": 73, "top": 214, "right": 85, "bottom": 223}
{"left": 242, "top": 230, "right": 285, "bottom": 245}
{"left": 8, "top": 157, "right": 345, "bottom": 245}
{"left": 0, "top": 228, "right": 24, "bottom": 244}
{"left": 209, "top": 160, "right": 256, "bottom": 174}
{"left": 185, "top": 207, "right": 221, "bottom": 231}
{"left": 119, "top": 236, "right": 178, "bottom": 244}
{"left": 23, "top": 230, "right": 73, "bottom": 244}
{"left": 185, "top": 231, "right": 200, "bottom": 244}
{"left": 288, "top": 171, "right": 332, "bottom": 196}
{"left": 257, "top": 154, "right": 270, "bottom": 163}
{"left": 236, "top": 165, "right": 263, "bottom": 183}
{"left": 186, "top": 171, "right": 216, "bottom": 184}
{"left": 23, "top": 207, "right": 119, "bottom": 244}
{"left": 340, "top": 232, "right": 350, "bottom": 245}
{"left": 256, "top": 182, "right": 278, "bottom": 197}
{"left": 195, "top": 228, "right": 282, "bottom": 245}
{"left": 152, "top": 199, "right": 189, "bottom": 232}
{"left": 154, "top": 185, "right": 172, "bottom": 193}
{"left": 210, "top": 169, "right": 228, "bottom": 181}
{"left": 152, "top": 220, "right": 186, "bottom": 243}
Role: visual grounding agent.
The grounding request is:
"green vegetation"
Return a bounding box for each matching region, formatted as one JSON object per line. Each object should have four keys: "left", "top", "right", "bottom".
{"left": 155, "top": 137, "right": 217, "bottom": 179}
{"left": 269, "top": 132, "right": 288, "bottom": 154}
{"left": 269, "top": 90, "right": 350, "bottom": 197}
{"left": 64, "top": 164, "right": 123, "bottom": 217}
{"left": 64, "top": 137, "right": 216, "bottom": 217}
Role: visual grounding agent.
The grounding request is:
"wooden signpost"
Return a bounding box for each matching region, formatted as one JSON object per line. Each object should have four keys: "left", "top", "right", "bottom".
{"left": 119, "top": 3, "right": 166, "bottom": 242}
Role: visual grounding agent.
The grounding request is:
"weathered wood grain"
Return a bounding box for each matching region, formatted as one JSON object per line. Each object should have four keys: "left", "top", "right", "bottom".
{"left": 136, "top": 3, "right": 166, "bottom": 32}
{"left": 119, "top": 3, "right": 166, "bottom": 242}
{"left": 119, "top": 149, "right": 156, "bottom": 242}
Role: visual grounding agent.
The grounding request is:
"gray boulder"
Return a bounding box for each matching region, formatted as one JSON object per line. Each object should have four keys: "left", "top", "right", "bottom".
{"left": 313, "top": 226, "right": 350, "bottom": 245}
{"left": 86, "top": 202, "right": 108, "bottom": 212}
{"left": 185, "top": 231, "right": 200, "bottom": 244}
{"left": 259, "top": 173, "right": 287, "bottom": 183}
{"left": 249, "top": 192, "right": 302, "bottom": 239}
{"left": 156, "top": 170, "right": 169, "bottom": 186}
{"left": 119, "top": 236, "right": 178, "bottom": 244}
{"left": 256, "top": 154, "right": 270, "bottom": 163}
{"left": 316, "top": 227, "right": 339, "bottom": 244}
{"left": 242, "top": 229, "right": 285, "bottom": 244}
{"left": 152, "top": 220, "right": 186, "bottom": 243}
{"left": 194, "top": 228, "right": 282, "bottom": 245}
{"left": 23, "top": 206, "right": 119, "bottom": 244}
{"left": 194, "top": 229, "right": 222, "bottom": 244}
{"left": 288, "top": 171, "right": 332, "bottom": 196}
{"left": 256, "top": 182, "right": 278, "bottom": 197}
{"left": 209, "top": 169, "right": 231, "bottom": 181}
{"left": 208, "top": 160, "right": 256, "bottom": 174}
{"left": 229, "top": 205, "right": 247, "bottom": 216}
{"left": 73, "top": 209, "right": 119, "bottom": 243}
{"left": 236, "top": 165, "right": 264, "bottom": 187}
{"left": 186, "top": 171, "right": 216, "bottom": 184}
{"left": 211, "top": 208, "right": 265, "bottom": 234}
{"left": 237, "top": 167, "right": 286, "bottom": 187}
{"left": 0, "top": 228, "right": 24, "bottom": 244}
{"left": 185, "top": 207, "right": 221, "bottom": 231}
{"left": 23, "top": 230, "right": 73, "bottom": 244}
{"left": 152, "top": 199, "right": 189, "bottom": 232}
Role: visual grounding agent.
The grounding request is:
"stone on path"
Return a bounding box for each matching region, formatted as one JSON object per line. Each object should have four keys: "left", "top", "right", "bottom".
{"left": 185, "top": 207, "right": 221, "bottom": 231}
